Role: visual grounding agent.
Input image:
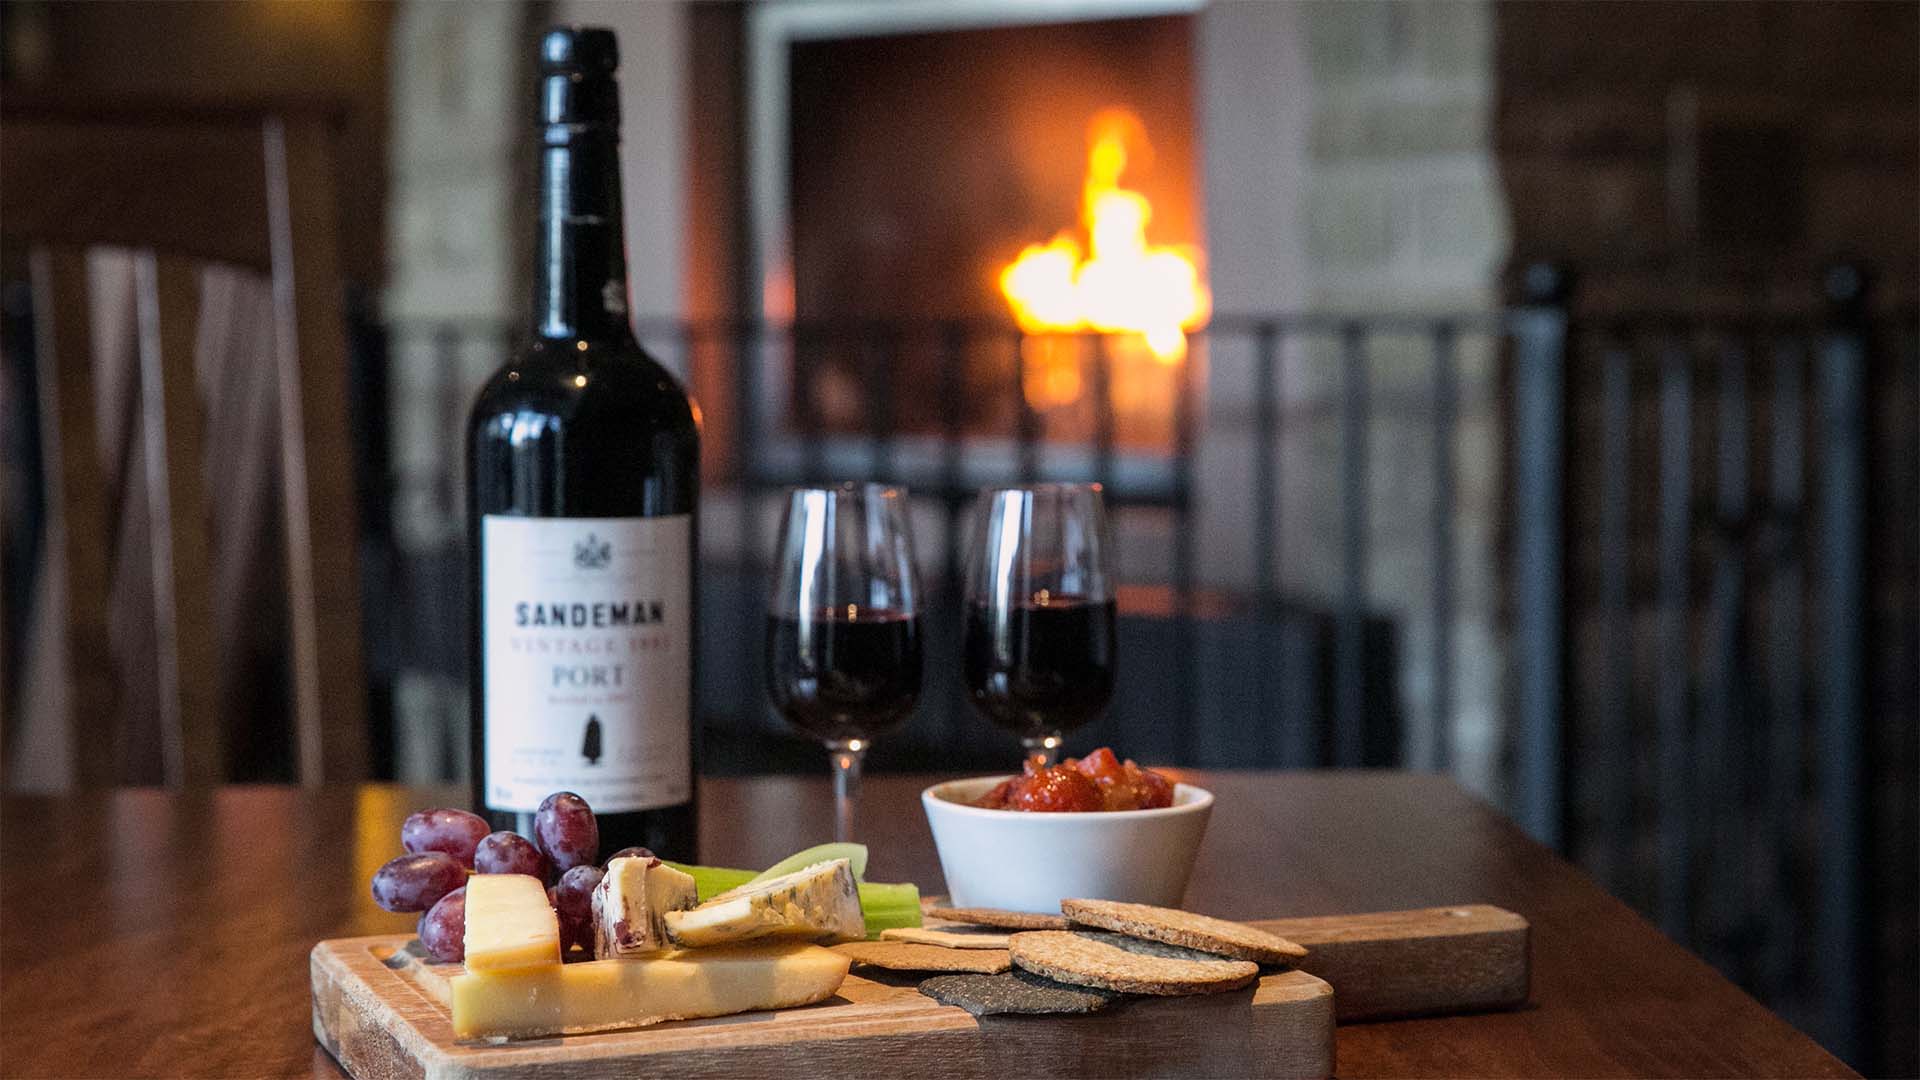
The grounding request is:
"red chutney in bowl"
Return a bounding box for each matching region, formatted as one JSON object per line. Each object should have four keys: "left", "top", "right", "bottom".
{"left": 972, "top": 748, "right": 1175, "bottom": 812}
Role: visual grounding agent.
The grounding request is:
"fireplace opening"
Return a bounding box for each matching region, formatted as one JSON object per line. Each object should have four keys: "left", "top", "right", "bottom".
{"left": 783, "top": 14, "right": 1201, "bottom": 451}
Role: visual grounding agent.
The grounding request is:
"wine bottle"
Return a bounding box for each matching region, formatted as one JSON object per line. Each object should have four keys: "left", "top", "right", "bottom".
{"left": 467, "top": 26, "right": 700, "bottom": 860}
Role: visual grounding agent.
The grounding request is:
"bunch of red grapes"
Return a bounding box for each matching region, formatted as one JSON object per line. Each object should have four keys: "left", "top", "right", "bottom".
{"left": 369, "top": 791, "right": 652, "bottom": 962}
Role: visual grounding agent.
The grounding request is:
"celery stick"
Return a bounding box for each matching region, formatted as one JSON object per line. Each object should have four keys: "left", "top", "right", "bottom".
{"left": 856, "top": 880, "right": 922, "bottom": 937}
{"left": 738, "top": 842, "right": 869, "bottom": 887}
{"left": 662, "top": 861, "right": 756, "bottom": 902}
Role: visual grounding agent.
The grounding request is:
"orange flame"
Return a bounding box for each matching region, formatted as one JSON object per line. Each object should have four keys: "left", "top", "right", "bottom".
{"left": 999, "top": 109, "right": 1208, "bottom": 407}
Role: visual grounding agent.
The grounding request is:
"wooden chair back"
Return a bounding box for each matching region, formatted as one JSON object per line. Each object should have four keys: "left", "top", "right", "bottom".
{"left": 1, "top": 99, "right": 366, "bottom": 787}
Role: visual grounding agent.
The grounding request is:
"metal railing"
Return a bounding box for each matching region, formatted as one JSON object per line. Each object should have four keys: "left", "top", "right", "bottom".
{"left": 1504, "top": 263, "right": 1915, "bottom": 1068}
{"left": 625, "top": 311, "right": 1512, "bottom": 763}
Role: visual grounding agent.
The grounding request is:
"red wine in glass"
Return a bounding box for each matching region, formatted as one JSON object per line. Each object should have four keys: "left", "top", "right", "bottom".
{"left": 767, "top": 608, "right": 923, "bottom": 744}
{"left": 962, "top": 484, "right": 1116, "bottom": 765}
{"left": 963, "top": 595, "right": 1115, "bottom": 742}
{"left": 766, "top": 483, "right": 922, "bottom": 841}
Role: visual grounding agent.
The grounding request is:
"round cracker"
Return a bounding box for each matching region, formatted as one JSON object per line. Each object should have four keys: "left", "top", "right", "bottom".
{"left": 1008, "top": 930, "right": 1259, "bottom": 996}
{"left": 918, "top": 970, "right": 1121, "bottom": 1016}
{"left": 1060, "top": 898, "right": 1309, "bottom": 965}
{"left": 833, "top": 940, "right": 1012, "bottom": 974}
{"left": 924, "top": 905, "right": 1071, "bottom": 930}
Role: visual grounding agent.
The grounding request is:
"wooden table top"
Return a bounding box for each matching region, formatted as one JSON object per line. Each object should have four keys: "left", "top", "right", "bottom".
{"left": 1, "top": 771, "right": 1850, "bottom": 1078}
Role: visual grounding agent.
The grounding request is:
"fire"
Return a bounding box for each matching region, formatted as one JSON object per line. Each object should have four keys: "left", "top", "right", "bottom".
{"left": 999, "top": 109, "right": 1208, "bottom": 407}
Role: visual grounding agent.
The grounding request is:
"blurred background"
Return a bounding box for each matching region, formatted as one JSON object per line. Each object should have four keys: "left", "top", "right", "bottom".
{"left": 0, "top": 1, "right": 1913, "bottom": 1073}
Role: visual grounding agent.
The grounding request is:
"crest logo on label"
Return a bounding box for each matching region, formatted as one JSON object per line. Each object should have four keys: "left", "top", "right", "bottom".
{"left": 574, "top": 533, "right": 612, "bottom": 570}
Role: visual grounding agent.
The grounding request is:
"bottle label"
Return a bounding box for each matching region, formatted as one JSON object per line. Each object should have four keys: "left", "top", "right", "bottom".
{"left": 481, "top": 514, "right": 692, "bottom": 813}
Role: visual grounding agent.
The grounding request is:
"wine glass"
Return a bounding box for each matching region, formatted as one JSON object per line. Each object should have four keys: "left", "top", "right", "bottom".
{"left": 766, "top": 483, "right": 924, "bottom": 842}
{"left": 962, "top": 482, "right": 1117, "bottom": 767}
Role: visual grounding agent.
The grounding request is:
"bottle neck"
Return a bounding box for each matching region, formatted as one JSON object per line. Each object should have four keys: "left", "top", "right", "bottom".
{"left": 533, "top": 115, "right": 632, "bottom": 344}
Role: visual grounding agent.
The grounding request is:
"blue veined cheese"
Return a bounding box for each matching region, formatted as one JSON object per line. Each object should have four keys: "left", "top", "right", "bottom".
{"left": 591, "top": 856, "right": 699, "bottom": 958}
{"left": 664, "top": 859, "right": 864, "bottom": 947}
{"left": 450, "top": 941, "right": 851, "bottom": 1038}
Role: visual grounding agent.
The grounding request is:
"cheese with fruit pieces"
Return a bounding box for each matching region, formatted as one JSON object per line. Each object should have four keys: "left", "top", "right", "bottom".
{"left": 462, "top": 873, "right": 560, "bottom": 972}
{"left": 592, "top": 856, "right": 698, "bottom": 958}
{"left": 664, "top": 858, "right": 864, "bottom": 947}
{"left": 449, "top": 941, "right": 851, "bottom": 1038}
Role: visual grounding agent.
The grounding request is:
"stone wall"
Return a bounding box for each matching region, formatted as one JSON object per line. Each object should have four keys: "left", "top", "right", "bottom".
{"left": 1198, "top": 1, "right": 1509, "bottom": 795}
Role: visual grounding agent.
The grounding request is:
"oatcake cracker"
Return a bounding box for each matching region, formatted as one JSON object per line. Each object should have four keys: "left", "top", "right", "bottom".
{"left": 1009, "top": 930, "right": 1259, "bottom": 996}
{"left": 918, "top": 970, "right": 1122, "bottom": 1016}
{"left": 1060, "top": 898, "right": 1308, "bottom": 965}
{"left": 924, "top": 905, "right": 1071, "bottom": 931}
{"left": 833, "top": 940, "right": 1012, "bottom": 974}
{"left": 881, "top": 926, "right": 1013, "bottom": 949}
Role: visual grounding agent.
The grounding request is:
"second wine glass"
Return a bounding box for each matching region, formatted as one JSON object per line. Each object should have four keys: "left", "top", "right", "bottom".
{"left": 766, "top": 483, "right": 924, "bottom": 843}
{"left": 962, "top": 482, "right": 1117, "bottom": 767}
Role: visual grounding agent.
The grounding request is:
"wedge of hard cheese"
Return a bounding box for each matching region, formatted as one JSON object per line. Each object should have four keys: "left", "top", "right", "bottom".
{"left": 593, "top": 855, "right": 698, "bottom": 958}
{"left": 665, "top": 858, "right": 864, "bottom": 947}
{"left": 463, "top": 873, "right": 560, "bottom": 972}
{"left": 449, "top": 941, "right": 852, "bottom": 1039}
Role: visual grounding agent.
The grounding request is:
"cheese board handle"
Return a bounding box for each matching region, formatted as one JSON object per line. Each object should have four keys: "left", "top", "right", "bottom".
{"left": 1251, "top": 904, "right": 1530, "bottom": 1023}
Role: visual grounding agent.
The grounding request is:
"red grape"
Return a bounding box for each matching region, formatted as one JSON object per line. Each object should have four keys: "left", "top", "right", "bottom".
{"left": 401, "top": 808, "right": 490, "bottom": 868}
{"left": 417, "top": 886, "right": 466, "bottom": 963}
{"left": 533, "top": 792, "right": 599, "bottom": 872}
{"left": 371, "top": 851, "right": 466, "bottom": 913}
{"left": 547, "top": 882, "right": 594, "bottom": 954}
{"left": 554, "top": 865, "right": 603, "bottom": 926}
{"left": 604, "top": 846, "right": 657, "bottom": 867}
{"left": 556, "top": 865, "right": 604, "bottom": 954}
{"left": 473, "top": 830, "right": 548, "bottom": 878}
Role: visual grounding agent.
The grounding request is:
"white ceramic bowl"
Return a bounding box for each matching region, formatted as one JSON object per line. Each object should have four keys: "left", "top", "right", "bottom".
{"left": 920, "top": 775, "right": 1214, "bottom": 913}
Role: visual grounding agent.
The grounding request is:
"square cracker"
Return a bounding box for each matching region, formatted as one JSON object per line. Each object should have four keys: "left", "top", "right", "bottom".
{"left": 881, "top": 926, "right": 1013, "bottom": 949}
{"left": 834, "top": 940, "right": 1012, "bottom": 973}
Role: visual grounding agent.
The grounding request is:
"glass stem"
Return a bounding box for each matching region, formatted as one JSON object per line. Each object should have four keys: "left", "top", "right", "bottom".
{"left": 828, "top": 739, "right": 867, "bottom": 844}
{"left": 1021, "top": 732, "right": 1064, "bottom": 769}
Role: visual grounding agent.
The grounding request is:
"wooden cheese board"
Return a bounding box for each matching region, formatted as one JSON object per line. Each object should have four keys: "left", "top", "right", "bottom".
{"left": 312, "top": 904, "right": 1528, "bottom": 1079}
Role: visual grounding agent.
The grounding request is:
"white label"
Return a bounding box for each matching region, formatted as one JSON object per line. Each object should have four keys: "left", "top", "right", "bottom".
{"left": 482, "top": 514, "right": 691, "bottom": 813}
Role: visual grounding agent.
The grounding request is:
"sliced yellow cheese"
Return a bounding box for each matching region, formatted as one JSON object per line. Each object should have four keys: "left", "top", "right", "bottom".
{"left": 463, "top": 873, "right": 561, "bottom": 972}
{"left": 665, "top": 858, "right": 864, "bottom": 947}
{"left": 449, "top": 940, "right": 852, "bottom": 1039}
